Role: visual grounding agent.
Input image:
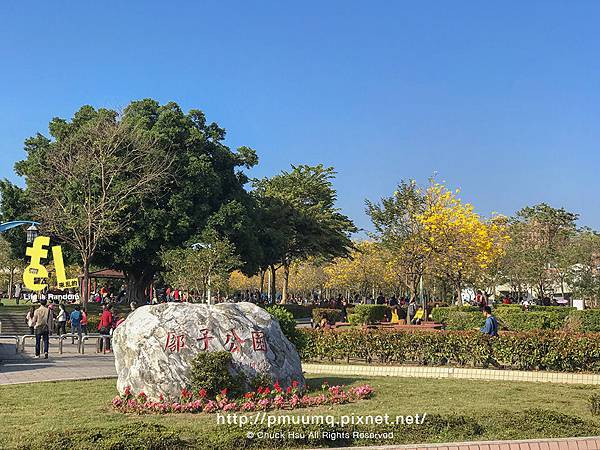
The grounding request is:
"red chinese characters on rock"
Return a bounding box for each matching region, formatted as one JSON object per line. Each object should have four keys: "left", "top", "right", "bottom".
{"left": 196, "top": 329, "right": 214, "bottom": 351}
{"left": 225, "top": 329, "right": 246, "bottom": 353}
{"left": 164, "top": 332, "right": 186, "bottom": 353}
{"left": 251, "top": 331, "right": 268, "bottom": 352}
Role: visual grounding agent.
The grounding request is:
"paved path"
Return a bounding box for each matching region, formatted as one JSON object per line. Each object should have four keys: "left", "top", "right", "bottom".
{"left": 3, "top": 340, "right": 600, "bottom": 386}
{"left": 0, "top": 341, "right": 116, "bottom": 384}
{"left": 329, "top": 437, "right": 600, "bottom": 449}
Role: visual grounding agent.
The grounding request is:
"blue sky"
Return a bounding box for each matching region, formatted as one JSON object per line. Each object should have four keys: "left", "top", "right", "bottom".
{"left": 1, "top": 1, "right": 599, "bottom": 233}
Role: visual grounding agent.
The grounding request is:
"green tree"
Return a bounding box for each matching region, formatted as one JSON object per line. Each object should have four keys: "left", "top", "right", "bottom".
{"left": 6, "top": 107, "right": 171, "bottom": 306}
{"left": 0, "top": 236, "right": 25, "bottom": 299}
{"left": 566, "top": 229, "right": 600, "bottom": 307}
{"left": 366, "top": 179, "right": 428, "bottom": 302}
{"left": 162, "top": 231, "right": 241, "bottom": 302}
{"left": 512, "top": 203, "right": 578, "bottom": 299}
{"left": 91, "top": 100, "right": 259, "bottom": 303}
{"left": 253, "top": 165, "right": 356, "bottom": 302}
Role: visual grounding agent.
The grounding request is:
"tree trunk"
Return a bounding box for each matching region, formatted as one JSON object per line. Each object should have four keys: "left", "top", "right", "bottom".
{"left": 82, "top": 259, "right": 90, "bottom": 309}
{"left": 126, "top": 270, "right": 154, "bottom": 305}
{"left": 269, "top": 264, "right": 276, "bottom": 303}
{"left": 259, "top": 269, "right": 265, "bottom": 296}
{"left": 8, "top": 267, "right": 14, "bottom": 300}
{"left": 456, "top": 279, "right": 463, "bottom": 306}
{"left": 282, "top": 262, "right": 290, "bottom": 304}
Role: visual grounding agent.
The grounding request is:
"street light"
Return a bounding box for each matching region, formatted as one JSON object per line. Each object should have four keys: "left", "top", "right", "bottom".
{"left": 26, "top": 224, "right": 39, "bottom": 244}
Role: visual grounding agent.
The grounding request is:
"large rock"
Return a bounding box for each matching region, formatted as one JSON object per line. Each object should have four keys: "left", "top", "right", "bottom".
{"left": 112, "top": 302, "right": 304, "bottom": 400}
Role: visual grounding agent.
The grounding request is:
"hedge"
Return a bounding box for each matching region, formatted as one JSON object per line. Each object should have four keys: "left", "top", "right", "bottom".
{"left": 348, "top": 304, "right": 387, "bottom": 325}
{"left": 299, "top": 328, "right": 600, "bottom": 372}
{"left": 311, "top": 307, "right": 343, "bottom": 324}
{"left": 432, "top": 305, "right": 594, "bottom": 333}
{"left": 566, "top": 310, "right": 600, "bottom": 333}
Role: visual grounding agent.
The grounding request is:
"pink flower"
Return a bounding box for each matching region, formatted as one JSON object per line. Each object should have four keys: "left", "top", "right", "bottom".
{"left": 223, "top": 402, "right": 237, "bottom": 411}
{"left": 112, "top": 396, "right": 123, "bottom": 407}
{"left": 241, "top": 401, "right": 256, "bottom": 411}
{"left": 220, "top": 388, "right": 228, "bottom": 397}
{"left": 289, "top": 394, "right": 300, "bottom": 409}
{"left": 257, "top": 398, "right": 270, "bottom": 410}
{"left": 203, "top": 400, "right": 217, "bottom": 413}
{"left": 292, "top": 380, "right": 299, "bottom": 388}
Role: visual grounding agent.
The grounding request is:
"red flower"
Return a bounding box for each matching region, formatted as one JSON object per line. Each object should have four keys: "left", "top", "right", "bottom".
{"left": 220, "top": 388, "right": 228, "bottom": 397}
{"left": 257, "top": 386, "right": 264, "bottom": 394}
{"left": 263, "top": 387, "right": 271, "bottom": 395}
{"left": 244, "top": 392, "right": 255, "bottom": 399}
{"left": 198, "top": 388, "right": 207, "bottom": 398}
{"left": 292, "top": 380, "right": 299, "bottom": 388}
{"left": 286, "top": 386, "right": 292, "bottom": 394}
{"left": 273, "top": 381, "right": 282, "bottom": 393}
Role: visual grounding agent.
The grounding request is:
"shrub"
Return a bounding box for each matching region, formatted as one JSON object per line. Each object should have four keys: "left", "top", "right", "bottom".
{"left": 494, "top": 310, "right": 559, "bottom": 331}
{"left": 431, "top": 307, "right": 450, "bottom": 324}
{"left": 276, "top": 303, "right": 315, "bottom": 319}
{"left": 312, "top": 308, "right": 342, "bottom": 325}
{"left": 565, "top": 310, "right": 600, "bottom": 333}
{"left": 299, "top": 328, "right": 600, "bottom": 372}
{"left": 349, "top": 304, "right": 387, "bottom": 325}
{"left": 266, "top": 305, "right": 306, "bottom": 352}
{"left": 589, "top": 393, "right": 600, "bottom": 416}
{"left": 445, "top": 310, "right": 485, "bottom": 330}
{"left": 189, "top": 351, "right": 246, "bottom": 397}
{"left": 24, "top": 423, "right": 185, "bottom": 450}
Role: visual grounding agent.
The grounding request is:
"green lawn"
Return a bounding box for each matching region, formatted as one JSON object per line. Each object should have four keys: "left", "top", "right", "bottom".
{"left": 1, "top": 375, "right": 599, "bottom": 449}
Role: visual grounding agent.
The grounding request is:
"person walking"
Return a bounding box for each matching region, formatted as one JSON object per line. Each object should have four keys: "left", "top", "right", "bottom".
{"left": 32, "top": 299, "right": 54, "bottom": 359}
{"left": 70, "top": 305, "right": 83, "bottom": 339}
{"left": 98, "top": 304, "right": 114, "bottom": 351}
{"left": 56, "top": 304, "right": 67, "bottom": 336}
{"left": 480, "top": 306, "right": 500, "bottom": 368}
{"left": 25, "top": 306, "right": 36, "bottom": 335}
{"left": 480, "top": 306, "right": 499, "bottom": 336}
{"left": 80, "top": 307, "right": 89, "bottom": 335}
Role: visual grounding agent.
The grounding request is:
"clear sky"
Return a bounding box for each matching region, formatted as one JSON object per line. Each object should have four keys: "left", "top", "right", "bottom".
{"left": 1, "top": 1, "right": 599, "bottom": 234}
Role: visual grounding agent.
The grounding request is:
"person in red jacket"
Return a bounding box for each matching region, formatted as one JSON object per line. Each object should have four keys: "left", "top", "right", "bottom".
{"left": 98, "top": 304, "right": 113, "bottom": 351}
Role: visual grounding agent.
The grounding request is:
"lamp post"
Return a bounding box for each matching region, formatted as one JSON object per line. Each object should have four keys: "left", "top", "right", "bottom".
{"left": 26, "top": 224, "right": 39, "bottom": 244}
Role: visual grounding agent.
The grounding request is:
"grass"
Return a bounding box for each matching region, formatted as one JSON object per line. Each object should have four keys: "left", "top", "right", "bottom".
{"left": 0, "top": 375, "right": 599, "bottom": 449}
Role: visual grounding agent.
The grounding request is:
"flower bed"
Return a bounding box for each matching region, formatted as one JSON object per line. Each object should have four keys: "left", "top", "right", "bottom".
{"left": 111, "top": 380, "right": 374, "bottom": 414}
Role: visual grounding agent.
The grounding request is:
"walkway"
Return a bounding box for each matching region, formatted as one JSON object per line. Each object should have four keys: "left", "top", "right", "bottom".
{"left": 0, "top": 341, "right": 115, "bottom": 384}
{"left": 329, "top": 437, "right": 600, "bottom": 449}
{"left": 2, "top": 341, "right": 600, "bottom": 386}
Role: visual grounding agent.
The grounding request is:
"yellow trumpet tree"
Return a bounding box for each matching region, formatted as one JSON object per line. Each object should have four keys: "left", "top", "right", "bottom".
{"left": 417, "top": 182, "right": 508, "bottom": 305}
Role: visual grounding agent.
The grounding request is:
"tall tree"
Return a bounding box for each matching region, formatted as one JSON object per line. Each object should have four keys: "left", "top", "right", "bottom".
{"left": 253, "top": 165, "right": 356, "bottom": 302}
{"left": 417, "top": 182, "right": 508, "bottom": 305}
{"left": 366, "top": 179, "right": 428, "bottom": 303}
{"left": 511, "top": 203, "right": 578, "bottom": 299}
{"left": 92, "top": 100, "right": 259, "bottom": 303}
{"left": 8, "top": 106, "right": 171, "bottom": 306}
{"left": 162, "top": 231, "right": 240, "bottom": 302}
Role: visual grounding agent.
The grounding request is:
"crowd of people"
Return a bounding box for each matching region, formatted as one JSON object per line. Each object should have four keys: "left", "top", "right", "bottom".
{"left": 24, "top": 298, "right": 123, "bottom": 359}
